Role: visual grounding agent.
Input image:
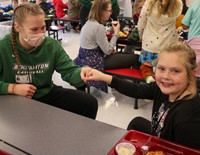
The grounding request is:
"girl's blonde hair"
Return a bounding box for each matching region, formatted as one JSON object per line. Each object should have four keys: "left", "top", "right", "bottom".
{"left": 88, "top": 0, "right": 111, "bottom": 24}
{"left": 12, "top": 3, "right": 44, "bottom": 68}
{"left": 147, "top": 0, "right": 182, "bottom": 17}
{"left": 158, "top": 42, "right": 197, "bottom": 98}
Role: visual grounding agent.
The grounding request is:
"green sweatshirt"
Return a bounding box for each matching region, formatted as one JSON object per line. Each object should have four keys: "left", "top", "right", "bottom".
{"left": 0, "top": 34, "right": 84, "bottom": 99}
{"left": 78, "top": 0, "right": 119, "bottom": 13}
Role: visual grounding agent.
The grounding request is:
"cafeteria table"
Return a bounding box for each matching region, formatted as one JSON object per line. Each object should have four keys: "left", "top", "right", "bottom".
{"left": 107, "top": 35, "right": 142, "bottom": 52}
{"left": 0, "top": 95, "right": 127, "bottom": 155}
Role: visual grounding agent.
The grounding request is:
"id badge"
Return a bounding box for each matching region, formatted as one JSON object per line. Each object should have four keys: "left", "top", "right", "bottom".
{"left": 16, "top": 74, "right": 32, "bottom": 83}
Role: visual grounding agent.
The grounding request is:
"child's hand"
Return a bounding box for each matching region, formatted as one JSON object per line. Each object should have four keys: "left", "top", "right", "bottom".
{"left": 12, "top": 84, "right": 37, "bottom": 99}
{"left": 112, "top": 21, "right": 120, "bottom": 35}
{"left": 112, "top": 49, "right": 117, "bottom": 54}
{"left": 84, "top": 69, "right": 103, "bottom": 81}
{"left": 85, "top": 69, "right": 113, "bottom": 84}
{"left": 80, "top": 66, "right": 92, "bottom": 82}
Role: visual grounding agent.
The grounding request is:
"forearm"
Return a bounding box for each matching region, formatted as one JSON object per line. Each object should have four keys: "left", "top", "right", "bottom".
{"left": 0, "top": 82, "right": 16, "bottom": 95}
{"left": 97, "top": 33, "right": 118, "bottom": 55}
{"left": 100, "top": 74, "right": 113, "bottom": 84}
{"left": 108, "top": 34, "right": 119, "bottom": 51}
{"left": 8, "top": 83, "right": 15, "bottom": 94}
{"left": 110, "top": 76, "right": 154, "bottom": 99}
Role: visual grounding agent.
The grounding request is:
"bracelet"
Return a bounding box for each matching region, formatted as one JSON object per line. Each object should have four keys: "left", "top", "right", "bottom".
{"left": 12, "top": 84, "right": 16, "bottom": 94}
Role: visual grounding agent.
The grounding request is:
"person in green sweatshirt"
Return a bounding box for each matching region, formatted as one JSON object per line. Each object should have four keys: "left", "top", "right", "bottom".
{"left": 78, "top": 0, "right": 119, "bottom": 27}
{"left": 0, "top": 3, "right": 98, "bottom": 119}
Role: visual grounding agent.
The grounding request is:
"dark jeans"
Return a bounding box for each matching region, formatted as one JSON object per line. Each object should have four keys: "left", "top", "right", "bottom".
{"left": 127, "top": 117, "right": 151, "bottom": 134}
{"left": 36, "top": 85, "right": 98, "bottom": 119}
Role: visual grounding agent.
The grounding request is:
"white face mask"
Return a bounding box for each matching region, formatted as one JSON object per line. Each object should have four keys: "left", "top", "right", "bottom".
{"left": 23, "top": 33, "right": 45, "bottom": 47}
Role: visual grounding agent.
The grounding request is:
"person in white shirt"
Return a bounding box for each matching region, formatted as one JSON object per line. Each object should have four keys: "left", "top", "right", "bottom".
{"left": 137, "top": 0, "right": 182, "bottom": 83}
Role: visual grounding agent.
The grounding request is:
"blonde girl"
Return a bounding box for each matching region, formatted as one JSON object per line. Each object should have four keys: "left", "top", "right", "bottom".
{"left": 84, "top": 42, "right": 200, "bottom": 149}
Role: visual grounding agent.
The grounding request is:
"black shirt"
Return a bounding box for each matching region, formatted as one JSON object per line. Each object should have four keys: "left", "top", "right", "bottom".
{"left": 110, "top": 76, "right": 200, "bottom": 149}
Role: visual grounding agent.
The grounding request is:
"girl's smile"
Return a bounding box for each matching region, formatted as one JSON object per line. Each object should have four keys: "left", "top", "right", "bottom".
{"left": 155, "top": 52, "right": 189, "bottom": 102}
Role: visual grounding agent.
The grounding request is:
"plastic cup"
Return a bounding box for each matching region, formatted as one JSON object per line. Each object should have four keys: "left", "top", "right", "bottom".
{"left": 115, "top": 142, "right": 136, "bottom": 155}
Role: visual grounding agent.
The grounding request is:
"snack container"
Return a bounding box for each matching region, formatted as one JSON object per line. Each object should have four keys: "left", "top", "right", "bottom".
{"left": 115, "top": 142, "right": 136, "bottom": 155}
{"left": 107, "top": 130, "right": 200, "bottom": 155}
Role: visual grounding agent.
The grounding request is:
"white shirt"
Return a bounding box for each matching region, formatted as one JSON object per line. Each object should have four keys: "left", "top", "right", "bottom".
{"left": 138, "top": 0, "right": 182, "bottom": 53}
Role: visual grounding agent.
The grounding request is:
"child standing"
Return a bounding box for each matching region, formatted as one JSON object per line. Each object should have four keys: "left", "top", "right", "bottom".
{"left": 137, "top": 0, "right": 182, "bottom": 83}
{"left": 53, "top": 0, "right": 68, "bottom": 18}
{"left": 132, "top": 0, "right": 145, "bottom": 25}
{"left": 67, "top": 0, "right": 81, "bottom": 32}
{"left": 84, "top": 42, "right": 200, "bottom": 150}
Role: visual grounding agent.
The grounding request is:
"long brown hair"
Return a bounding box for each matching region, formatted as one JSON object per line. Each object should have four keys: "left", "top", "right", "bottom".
{"left": 147, "top": 0, "right": 182, "bottom": 17}
{"left": 88, "top": 0, "right": 111, "bottom": 24}
{"left": 12, "top": 3, "right": 44, "bottom": 68}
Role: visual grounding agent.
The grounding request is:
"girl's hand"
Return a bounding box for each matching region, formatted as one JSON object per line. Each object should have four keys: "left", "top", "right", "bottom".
{"left": 112, "top": 49, "right": 117, "bottom": 54}
{"left": 80, "top": 66, "right": 92, "bottom": 82}
{"left": 85, "top": 69, "right": 113, "bottom": 84}
{"left": 13, "top": 84, "right": 37, "bottom": 99}
{"left": 112, "top": 21, "right": 120, "bottom": 35}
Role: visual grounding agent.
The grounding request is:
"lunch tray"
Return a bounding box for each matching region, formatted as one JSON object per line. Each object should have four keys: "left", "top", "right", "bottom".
{"left": 106, "top": 33, "right": 128, "bottom": 39}
{"left": 0, "top": 150, "right": 12, "bottom": 155}
{"left": 107, "top": 130, "right": 200, "bottom": 155}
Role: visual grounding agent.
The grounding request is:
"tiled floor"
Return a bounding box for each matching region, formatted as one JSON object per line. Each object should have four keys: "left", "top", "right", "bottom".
{"left": 50, "top": 29, "right": 152, "bottom": 129}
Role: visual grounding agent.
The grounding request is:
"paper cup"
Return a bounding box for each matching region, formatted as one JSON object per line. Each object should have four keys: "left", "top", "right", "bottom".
{"left": 115, "top": 142, "right": 136, "bottom": 155}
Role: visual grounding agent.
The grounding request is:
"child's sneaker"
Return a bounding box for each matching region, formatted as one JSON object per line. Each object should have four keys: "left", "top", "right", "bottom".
{"left": 146, "top": 76, "right": 155, "bottom": 83}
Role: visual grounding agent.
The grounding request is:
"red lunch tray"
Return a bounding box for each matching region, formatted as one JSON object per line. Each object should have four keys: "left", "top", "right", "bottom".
{"left": 0, "top": 150, "right": 12, "bottom": 155}
{"left": 107, "top": 130, "right": 200, "bottom": 155}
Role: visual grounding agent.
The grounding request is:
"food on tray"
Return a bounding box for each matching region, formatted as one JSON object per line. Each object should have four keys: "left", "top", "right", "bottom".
{"left": 146, "top": 151, "right": 165, "bottom": 155}
{"left": 118, "top": 31, "right": 128, "bottom": 37}
{"left": 115, "top": 142, "right": 136, "bottom": 155}
{"left": 123, "top": 31, "right": 129, "bottom": 35}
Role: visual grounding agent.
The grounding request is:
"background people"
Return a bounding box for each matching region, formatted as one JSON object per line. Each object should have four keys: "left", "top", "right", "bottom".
{"left": 182, "top": 0, "right": 200, "bottom": 86}
{"left": 0, "top": 0, "right": 18, "bottom": 17}
{"left": 137, "top": 0, "right": 182, "bottom": 83}
{"left": 74, "top": 0, "right": 138, "bottom": 92}
{"left": 78, "top": 0, "right": 120, "bottom": 27}
{"left": 132, "top": 0, "right": 145, "bottom": 25}
{"left": 53, "top": 0, "right": 68, "bottom": 18}
{"left": 182, "top": 0, "right": 200, "bottom": 40}
{"left": 67, "top": 0, "right": 81, "bottom": 32}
